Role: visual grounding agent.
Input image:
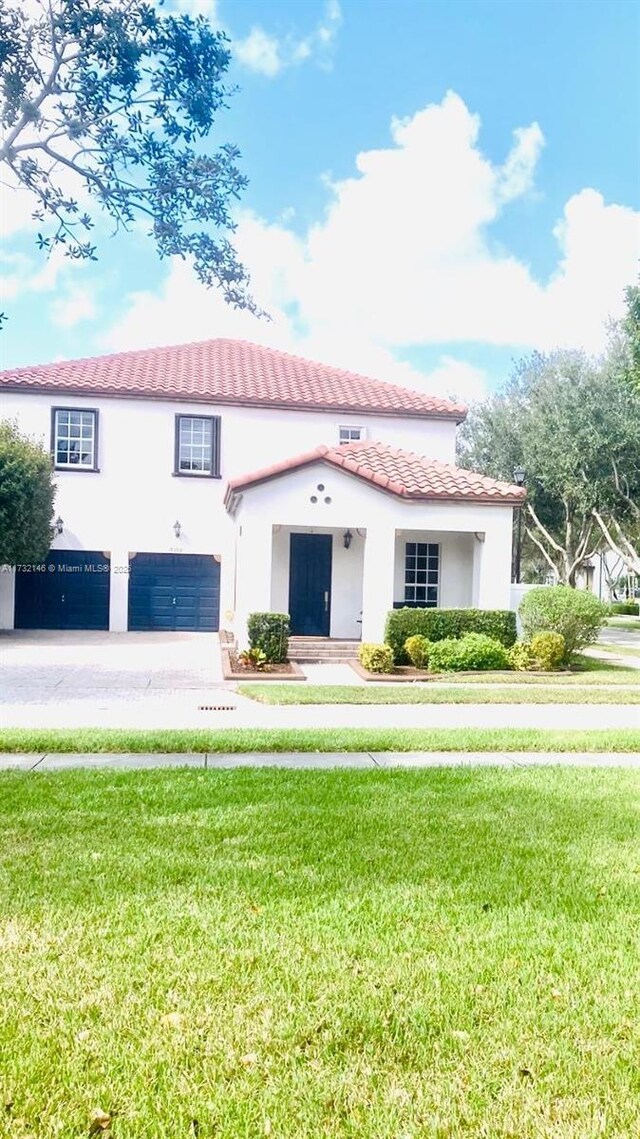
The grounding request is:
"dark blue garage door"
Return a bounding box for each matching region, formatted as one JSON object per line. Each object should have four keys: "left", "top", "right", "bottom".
{"left": 14, "top": 551, "right": 110, "bottom": 630}
{"left": 128, "top": 553, "right": 220, "bottom": 631}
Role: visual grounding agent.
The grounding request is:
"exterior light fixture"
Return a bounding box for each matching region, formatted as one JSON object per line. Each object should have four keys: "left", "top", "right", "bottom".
{"left": 512, "top": 466, "right": 527, "bottom": 583}
{"left": 343, "top": 529, "right": 353, "bottom": 550}
{"left": 173, "top": 520, "right": 181, "bottom": 538}
{"left": 55, "top": 516, "right": 64, "bottom": 535}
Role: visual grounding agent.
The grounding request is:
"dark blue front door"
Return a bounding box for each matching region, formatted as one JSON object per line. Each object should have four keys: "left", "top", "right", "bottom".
{"left": 288, "top": 533, "right": 332, "bottom": 636}
{"left": 14, "top": 551, "right": 110, "bottom": 630}
{"left": 128, "top": 553, "right": 220, "bottom": 631}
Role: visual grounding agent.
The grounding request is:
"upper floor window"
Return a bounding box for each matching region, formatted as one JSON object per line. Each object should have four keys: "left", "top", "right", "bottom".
{"left": 339, "top": 425, "right": 364, "bottom": 445}
{"left": 52, "top": 408, "right": 98, "bottom": 470}
{"left": 174, "top": 415, "right": 221, "bottom": 477}
{"left": 404, "top": 541, "right": 439, "bottom": 607}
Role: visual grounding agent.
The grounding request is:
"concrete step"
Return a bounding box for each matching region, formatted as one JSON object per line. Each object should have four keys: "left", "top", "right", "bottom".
{"left": 288, "top": 638, "right": 361, "bottom": 663}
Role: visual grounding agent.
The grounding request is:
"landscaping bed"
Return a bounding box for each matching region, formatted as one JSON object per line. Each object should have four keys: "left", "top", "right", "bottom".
{"left": 220, "top": 641, "right": 306, "bottom": 681}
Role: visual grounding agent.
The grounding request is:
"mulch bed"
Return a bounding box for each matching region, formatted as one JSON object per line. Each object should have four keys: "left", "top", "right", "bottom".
{"left": 221, "top": 645, "right": 306, "bottom": 681}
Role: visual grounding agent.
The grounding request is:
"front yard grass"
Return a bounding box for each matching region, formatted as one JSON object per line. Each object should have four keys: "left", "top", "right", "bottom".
{"left": 606, "top": 617, "right": 640, "bottom": 631}
{"left": 0, "top": 766, "right": 638, "bottom": 1138}
{"left": 239, "top": 683, "right": 640, "bottom": 705}
{"left": 1, "top": 727, "right": 639, "bottom": 753}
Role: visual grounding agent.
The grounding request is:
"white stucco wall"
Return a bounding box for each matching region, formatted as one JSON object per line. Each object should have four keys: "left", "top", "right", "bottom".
{"left": 0, "top": 389, "right": 457, "bottom": 630}
{"left": 232, "top": 462, "right": 514, "bottom": 644}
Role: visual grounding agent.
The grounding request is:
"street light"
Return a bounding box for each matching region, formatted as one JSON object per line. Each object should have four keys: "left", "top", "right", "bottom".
{"left": 513, "top": 466, "right": 526, "bottom": 583}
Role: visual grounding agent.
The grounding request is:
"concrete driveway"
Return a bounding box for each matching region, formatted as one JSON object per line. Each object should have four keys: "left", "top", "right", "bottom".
{"left": 0, "top": 630, "right": 222, "bottom": 689}
{"left": 0, "top": 631, "right": 228, "bottom": 730}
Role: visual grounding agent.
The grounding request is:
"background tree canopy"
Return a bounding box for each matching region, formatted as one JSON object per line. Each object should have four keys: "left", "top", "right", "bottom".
{"left": 0, "top": 0, "right": 256, "bottom": 318}
{"left": 0, "top": 421, "right": 56, "bottom": 565}
{"left": 458, "top": 335, "right": 640, "bottom": 585}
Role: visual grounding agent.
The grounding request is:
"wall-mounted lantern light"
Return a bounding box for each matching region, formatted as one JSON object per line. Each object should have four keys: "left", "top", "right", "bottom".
{"left": 173, "top": 520, "right": 181, "bottom": 539}
{"left": 55, "top": 516, "right": 64, "bottom": 535}
{"left": 343, "top": 529, "right": 353, "bottom": 550}
{"left": 513, "top": 465, "right": 526, "bottom": 487}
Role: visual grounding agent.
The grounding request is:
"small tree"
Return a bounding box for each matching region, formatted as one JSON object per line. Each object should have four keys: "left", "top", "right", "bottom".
{"left": 0, "top": 421, "right": 56, "bottom": 565}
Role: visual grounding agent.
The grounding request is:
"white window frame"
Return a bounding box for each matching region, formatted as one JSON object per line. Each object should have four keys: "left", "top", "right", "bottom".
{"left": 174, "top": 414, "right": 220, "bottom": 477}
{"left": 52, "top": 407, "right": 98, "bottom": 471}
{"left": 404, "top": 541, "right": 440, "bottom": 607}
{"left": 338, "top": 424, "right": 365, "bottom": 445}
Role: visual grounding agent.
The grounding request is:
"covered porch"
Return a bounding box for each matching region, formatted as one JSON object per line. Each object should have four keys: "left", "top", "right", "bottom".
{"left": 233, "top": 521, "right": 508, "bottom": 646}
{"left": 224, "top": 440, "right": 523, "bottom": 647}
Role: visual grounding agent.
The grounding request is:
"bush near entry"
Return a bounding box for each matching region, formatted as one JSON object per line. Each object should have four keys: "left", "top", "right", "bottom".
{"left": 404, "top": 634, "right": 431, "bottom": 668}
{"left": 247, "top": 612, "right": 290, "bottom": 663}
{"left": 359, "top": 643, "right": 395, "bottom": 673}
{"left": 519, "top": 586, "right": 605, "bottom": 663}
{"left": 429, "top": 633, "right": 510, "bottom": 672}
{"left": 385, "top": 608, "right": 517, "bottom": 663}
{"left": 531, "top": 631, "right": 565, "bottom": 671}
{"left": 609, "top": 601, "right": 639, "bottom": 616}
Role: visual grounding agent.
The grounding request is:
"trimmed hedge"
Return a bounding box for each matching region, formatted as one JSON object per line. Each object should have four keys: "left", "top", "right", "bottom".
{"left": 609, "top": 602, "right": 639, "bottom": 616}
{"left": 247, "top": 612, "right": 290, "bottom": 664}
{"left": 385, "top": 607, "right": 517, "bottom": 663}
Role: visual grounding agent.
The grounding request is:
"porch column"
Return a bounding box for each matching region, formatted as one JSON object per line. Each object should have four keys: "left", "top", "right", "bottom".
{"left": 235, "top": 520, "right": 273, "bottom": 647}
{"left": 472, "top": 518, "right": 513, "bottom": 609}
{"left": 361, "top": 525, "right": 396, "bottom": 643}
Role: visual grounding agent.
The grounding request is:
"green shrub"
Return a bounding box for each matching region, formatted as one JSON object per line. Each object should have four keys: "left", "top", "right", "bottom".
{"left": 238, "top": 647, "right": 267, "bottom": 671}
{"left": 609, "top": 601, "right": 639, "bottom": 616}
{"left": 385, "top": 608, "right": 517, "bottom": 662}
{"left": 404, "top": 634, "right": 431, "bottom": 669}
{"left": 247, "top": 612, "right": 290, "bottom": 663}
{"left": 507, "top": 641, "right": 536, "bottom": 671}
{"left": 428, "top": 638, "right": 463, "bottom": 672}
{"left": 359, "top": 643, "right": 394, "bottom": 673}
{"left": 531, "top": 631, "right": 565, "bottom": 671}
{"left": 429, "top": 633, "right": 510, "bottom": 672}
{"left": 519, "top": 586, "right": 605, "bottom": 662}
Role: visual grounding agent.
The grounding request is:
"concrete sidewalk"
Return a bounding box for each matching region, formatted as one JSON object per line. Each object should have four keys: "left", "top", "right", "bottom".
{"left": 2, "top": 751, "right": 639, "bottom": 770}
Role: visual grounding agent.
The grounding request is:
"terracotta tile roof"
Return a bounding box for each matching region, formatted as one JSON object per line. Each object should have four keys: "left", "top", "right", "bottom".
{"left": 225, "top": 440, "right": 527, "bottom": 507}
{"left": 0, "top": 339, "right": 467, "bottom": 421}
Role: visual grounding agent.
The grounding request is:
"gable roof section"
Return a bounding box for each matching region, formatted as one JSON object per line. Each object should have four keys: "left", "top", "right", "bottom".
{"left": 224, "top": 440, "right": 527, "bottom": 509}
{"left": 0, "top": 338, "right": 467, "bottom": 422}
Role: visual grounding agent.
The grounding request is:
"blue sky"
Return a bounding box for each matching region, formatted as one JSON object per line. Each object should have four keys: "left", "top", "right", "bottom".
{"left": 1, "top": 0, "right": 638, "bottom": 400}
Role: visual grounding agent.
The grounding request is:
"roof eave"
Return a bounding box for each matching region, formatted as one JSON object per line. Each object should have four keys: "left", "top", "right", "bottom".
{"left": 0, "top": 381, "right": 466, "bottom": 422}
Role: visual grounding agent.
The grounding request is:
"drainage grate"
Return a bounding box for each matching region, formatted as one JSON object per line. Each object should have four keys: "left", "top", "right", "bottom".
{"left": 198, "top": 704, "right": 237, "bottom": 712}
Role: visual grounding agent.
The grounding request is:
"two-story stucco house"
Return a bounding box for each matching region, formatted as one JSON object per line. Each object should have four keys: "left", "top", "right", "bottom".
{"left": 0, "top": 338, "right": 525, "bottom": 645}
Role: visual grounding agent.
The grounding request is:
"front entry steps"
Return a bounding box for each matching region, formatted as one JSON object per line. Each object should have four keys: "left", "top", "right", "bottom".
{"left": 288, "top": 637, "right": 361, "bottom": 663}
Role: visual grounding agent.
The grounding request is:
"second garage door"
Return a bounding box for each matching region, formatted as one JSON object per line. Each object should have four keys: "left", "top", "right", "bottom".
{"left": 128, "top": 553, "right": 220, "bottom": 631}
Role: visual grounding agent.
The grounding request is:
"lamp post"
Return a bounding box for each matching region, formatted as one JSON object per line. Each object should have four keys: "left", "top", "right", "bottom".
{"left": 513, "top": 465, "right": 526, "bottom": 583}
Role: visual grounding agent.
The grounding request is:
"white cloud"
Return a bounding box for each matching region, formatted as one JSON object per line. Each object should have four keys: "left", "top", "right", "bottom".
{"left": 50, "top": 285, "right": 98, "bottom": 329}
{"left": 234, "top": 0, "right": 341, "bottom": 77}
{"left": 104, "top": 90, "right": 639, "bottom": 401}
{"left": 234, "top": 27, "right": 282, "bottom": 78}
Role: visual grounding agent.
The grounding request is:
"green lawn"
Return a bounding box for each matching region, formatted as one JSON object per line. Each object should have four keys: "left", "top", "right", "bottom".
{"left": 606, "top": 618, "right": 640, "bottom": 631}
{"left": 1, "top": 727, "right": 640, "bottom": 753}
{"left": 239, "top": 683, "right": 640, "bottom": 705}
{"left": 1, "top": 767, "right": 638, "bottom": 1138}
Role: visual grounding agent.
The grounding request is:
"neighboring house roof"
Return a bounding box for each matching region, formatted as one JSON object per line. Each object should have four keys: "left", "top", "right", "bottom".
{"left": 224, "top": 440, "right": 527, "bottom": 509}
{"left": 0, "top": 338, "right": 467, "bottom": 422}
